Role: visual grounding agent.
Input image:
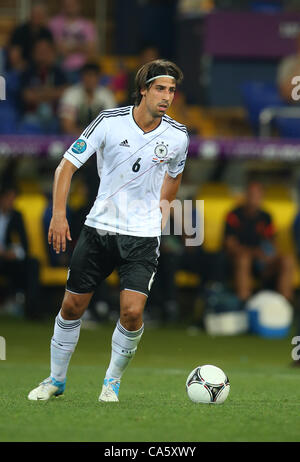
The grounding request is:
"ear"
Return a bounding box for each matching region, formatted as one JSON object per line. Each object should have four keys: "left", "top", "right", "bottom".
{"left": 140, "top": 86, "right": 148, "bottom": 98}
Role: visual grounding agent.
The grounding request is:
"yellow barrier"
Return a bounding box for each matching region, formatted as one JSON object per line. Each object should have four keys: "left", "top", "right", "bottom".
{"left": 14, "top": 187, "right": 300, "bottom": 290}
{"left": 14, "top": 194, "right": 119, "bottom": 287}
{"left": 197, "top": 183, "right": 300, "bottom": 287}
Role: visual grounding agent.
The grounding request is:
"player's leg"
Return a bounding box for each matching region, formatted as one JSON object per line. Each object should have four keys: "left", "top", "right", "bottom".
{"left": 49, "top": 290, "right": 94, "bottom": 381}
{"left": 99, "top": 234, "right": 159, "bottom": 402}
{"left": 28, "top": 225, "right": 115, "bottom": 401}
{"left": 28, "top": 290, "right": 93, "bottom": 401}
{"left": 99, "top": 290, "right": 147, "bottom": 402}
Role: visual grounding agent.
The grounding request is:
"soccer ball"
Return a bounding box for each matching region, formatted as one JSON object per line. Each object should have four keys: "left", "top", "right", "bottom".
{"left": 186, "top": 364, "right": 230, "bottom": 404}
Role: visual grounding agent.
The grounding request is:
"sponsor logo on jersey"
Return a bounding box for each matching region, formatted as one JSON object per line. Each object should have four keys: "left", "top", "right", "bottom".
{"left": 71, "top": 139, "right": 87, "bottom": 154}
{"left": 119, "top": 139, "right": 130, "bottom": 147}
{"left": 152, "top": 141, "right": 169, "bottom": 164}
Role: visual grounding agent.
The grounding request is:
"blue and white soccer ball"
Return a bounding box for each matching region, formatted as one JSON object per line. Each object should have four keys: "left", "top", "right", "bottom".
{"left": 186, "top": 364, "right": 230, "bottom": 404}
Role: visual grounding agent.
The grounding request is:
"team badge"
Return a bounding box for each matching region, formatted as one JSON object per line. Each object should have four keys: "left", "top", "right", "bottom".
{"left": 71, "top": 139, "right": 87, "bottom": 154}
{"left": 152, "top": 141, "right": 169, "bottom": 164}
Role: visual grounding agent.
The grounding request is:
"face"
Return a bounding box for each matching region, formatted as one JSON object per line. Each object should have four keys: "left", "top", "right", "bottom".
{"left": 63, "top": 0, "right": 81, "bottom": 17}
{"left": 246, "top": 182, "right": 264, "bottom": 209}
{"left": 0, "top": 190, "right": 16, "bottom": 212}
{"left": 8, "top": 45, "right": 23, "bottom": 66}
{"left": 31, "top": 4, "right": 48, "bottom": 27}
{"left": 140, "top": 77, "right": 176, "bottom": 118}
{"left": 33, "top": 41, "right": 55, "bottom": 67}
{"left": 82, "top": 71, "right": 99, "bottom": 91}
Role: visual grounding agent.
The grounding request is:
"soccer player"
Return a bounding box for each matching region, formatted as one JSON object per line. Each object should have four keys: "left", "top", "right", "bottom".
{"left": 28, "top": 59, "right": 189, "bottom": 402}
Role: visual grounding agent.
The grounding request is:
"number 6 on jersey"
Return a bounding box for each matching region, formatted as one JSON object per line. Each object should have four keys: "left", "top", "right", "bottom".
{"left": 132, "top": 158, "right": 141, "bottom": 172}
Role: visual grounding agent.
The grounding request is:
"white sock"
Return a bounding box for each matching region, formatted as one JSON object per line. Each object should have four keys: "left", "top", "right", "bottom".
{"left": 105, "top": 319, "right": 144, "bottom": 381}
{"left": 50, "top": 310, "right": 82, "bottom": 382}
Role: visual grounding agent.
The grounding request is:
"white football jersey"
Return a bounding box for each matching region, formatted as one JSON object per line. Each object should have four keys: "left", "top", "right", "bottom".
{"left": 63, "top": 106, "right": 189, "bottom": 237}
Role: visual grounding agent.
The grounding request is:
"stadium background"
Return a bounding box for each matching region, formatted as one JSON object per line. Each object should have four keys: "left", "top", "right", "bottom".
{"left": 1, "top": 0, "right": 300, "bottom": 443}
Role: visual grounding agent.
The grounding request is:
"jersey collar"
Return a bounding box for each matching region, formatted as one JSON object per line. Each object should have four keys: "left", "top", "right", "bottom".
{"left": 130, "top": 105, "right": 163, "bottom": 135}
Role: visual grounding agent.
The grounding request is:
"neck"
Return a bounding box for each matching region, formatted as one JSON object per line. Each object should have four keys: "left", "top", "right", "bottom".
{"left": 244, "top": 205, "right": 258, "bottom": 216}
{"left": 133, "top": 103, "right": 161, "bottom": 133}
{"left": 85, "top": 88, "right": 94, "bottom": 96}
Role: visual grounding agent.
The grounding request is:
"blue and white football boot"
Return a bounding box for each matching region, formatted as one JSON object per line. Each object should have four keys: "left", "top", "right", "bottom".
{"left": 98, "top": 378, "right": 120, "bottom": 402}
{"left": 28, "top": 377, "right": 66, "bottom": 401}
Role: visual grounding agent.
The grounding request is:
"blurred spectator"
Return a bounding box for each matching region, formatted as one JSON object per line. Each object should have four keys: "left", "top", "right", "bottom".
{"left": 0, "top": 184, "right": 41, "bottom": 320}
{"left": 19, "top": 37, "right": 68, "bottom": 134}
{"left": 223, "top": 181, "right": 294, "bottom": 302}
{"left": 5, "top": 45, "right": 27, "bottom": 74}
{"left": 0, "top": 45, "right": 27, "bottom": 133}
{"left": 5, "top": 45, "right": 27, "bottom": 102}
{"left": 59, "top": 63, "right": 116, "bottom": 136}
{"left": 178, "top": 0, "right": 215, "bottom": 16}
{"left": 9, "top": 1, "right": 53, "bottom": 64}
{"left": 277, "top": 31, "right": 300, "bottom": 103}
{"left": 49, "top": 0, "right": 98, "bottom": 83}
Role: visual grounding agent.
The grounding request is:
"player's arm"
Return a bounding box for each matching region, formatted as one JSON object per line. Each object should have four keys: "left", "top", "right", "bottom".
{"left": 160, "top": 173, "right": 182, "bottom": 231}
{"left": 48, "top": 158, "right": 78, "bottom": 254}
{"left": 51, "top": 113, "right": 106, "bottom": 252}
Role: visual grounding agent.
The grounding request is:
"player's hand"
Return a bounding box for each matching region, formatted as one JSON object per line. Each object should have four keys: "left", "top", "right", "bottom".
{"left": 48, "top": 214, "right": 72, "bottom": 254}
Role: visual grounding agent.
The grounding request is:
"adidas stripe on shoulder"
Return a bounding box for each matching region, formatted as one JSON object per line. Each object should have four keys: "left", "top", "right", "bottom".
{"left": 83, "top": 106, "right": 131, "bottom": 139}
{"left": 163, "top": 114, "right": 188, "bottom": 135}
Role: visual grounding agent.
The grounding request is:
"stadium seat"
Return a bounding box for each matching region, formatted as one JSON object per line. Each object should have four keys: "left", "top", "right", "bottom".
{"left": 274, "top": 117, "right": 300, "bottom": 139}
{"left": 0, "top": 102, "right": 18, "bottom": 134}
{"left": 264, "top": 184, "right": 292, "bottom": 200}
{"left": 15, "top": 194, "right": 67, "bottom": 286}
{"left": 175, "top": 270, "right": 200, "bottom": 288}
{"left": 197, "top": 183, "right": 237, "bottom": 252}
{"left": 240, "top": 81, "right": 284, "bottom": 133}
{"left": 17, "top": 121, "right": 43, "bottom": 135}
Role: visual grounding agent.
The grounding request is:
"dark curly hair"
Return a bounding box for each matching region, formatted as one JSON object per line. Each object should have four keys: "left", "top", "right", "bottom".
{"left": 133, "top": 59, "right": 183, "bottom": 106}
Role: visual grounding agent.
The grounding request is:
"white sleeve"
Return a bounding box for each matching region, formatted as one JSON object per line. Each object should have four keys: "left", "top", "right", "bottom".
{"left": 167, "top": 132, "right": 189, "bottom": 178}
{"left": 63, "top": 114, "right": 107, "bottom": 168}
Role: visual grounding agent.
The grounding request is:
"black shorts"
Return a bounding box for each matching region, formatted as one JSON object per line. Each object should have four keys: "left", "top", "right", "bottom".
{"left": 66, "top": 225, "right": 160, "bottom": 297}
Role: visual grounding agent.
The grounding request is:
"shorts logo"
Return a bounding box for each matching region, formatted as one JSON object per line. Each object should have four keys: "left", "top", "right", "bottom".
{"left": 152, "top": 141, "right": 169, "bottom": 164}
{"left": 72, "top": 139, "right": 87, "bottom": 154}
{"left": 148, "top": 271, "right": 156, "bottom": 291}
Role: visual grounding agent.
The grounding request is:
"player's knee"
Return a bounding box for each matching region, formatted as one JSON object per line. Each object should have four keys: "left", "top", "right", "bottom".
{"left": 121, "top": 305, "right": 143, "bottom": 328}
{"left": 61, "top": 293, "right": 86, "bottom": 319}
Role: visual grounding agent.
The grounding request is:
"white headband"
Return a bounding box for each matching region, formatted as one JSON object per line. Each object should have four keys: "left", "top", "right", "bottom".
{"left": 145, "top": 74, "right": 175, "bottom": 84}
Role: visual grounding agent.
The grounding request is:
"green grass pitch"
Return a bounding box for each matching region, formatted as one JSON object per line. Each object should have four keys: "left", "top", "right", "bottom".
{"left": 0, "top": 316, "right": 300, "bottom": 442}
